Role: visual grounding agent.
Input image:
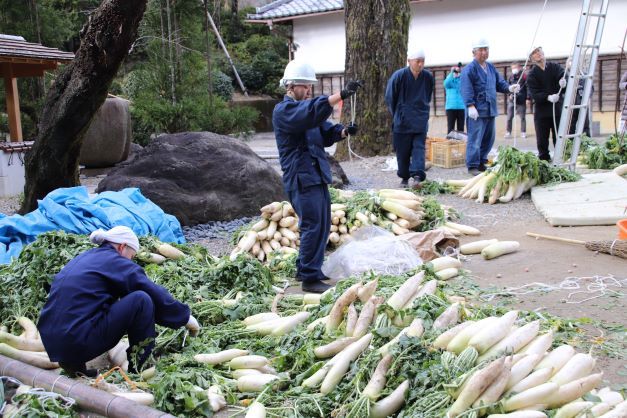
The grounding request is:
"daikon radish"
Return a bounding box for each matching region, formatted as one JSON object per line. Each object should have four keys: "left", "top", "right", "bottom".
{"left": 362, "top": 354, "right": 393, "bottom": 400}
{"left": 503, "top": 382, "right": 559, "bottom": 411}
{"left": 505, "top": 354, "right": 543, "bottom": 391}
{"left": 519, "top": 331, "right": 553, "bottom": 357}
{"left": 352, "top": 297, "right": 381, "bottom": 338}
{"left": 448, "top": 357, "right": 506, "bottom": 417}
{"left": 0, "top": 331, "right": 45, "bottom": 351}
{"left": 302, "top": 362, "right": 333, "bottom": 387}
{"left": 534, "top": 345, "right": 576, "bottom": 375}
{"left": 108, "top": 340, "right": 129, "bottom": 366}
{"left": 432, "top": 303, "right": 461, "bottom": 330}
{"left": 445, "top": 222, "right": 481, "bottom": 235}
{"left": 271, "top": 312, "right": 310, "bottom": 336}
{"left": 386, "top": 271, "right": 424, "bottom": 310}
{"left": 479, "top": 321, "right": 540, "bottom": 361}
{"left": 381, "top": 201, "right": 420, "bottom": 223}
{"left": 468, "top": 311, "right": 518, "bottom": 354}
{"left": 238, "top": 232, "right": 258, "bottom": 252}
{"left": 613, "top": 163, "right": 627, "bottom": 176}
{"left": 141, "top": 366, "right": 156, "bottom": 381}
{"left": 379, "top": 319, "right": 424, "bottom": 355}
{"left": 237, "top": 374, "right": 279, "bottom": 392}
{"left": 358, "top": 278, "right": 378, "bottom": 303}
{"left": 207, "top": 385, "right": 226, "bottom": 412}
{"left": 232, "top": 369, "right": 262, "bottom": 379}
{"left": 244, "top": 312, "right": 280, "bottom": 326}
{"left": 328, "top": 232, "right": 340, "bottom": 244}
{"left": 0, "top": 343, "right": 58, "bottom": 369}
{"left": 112, "top": 392, "right": 154, "bottom": 405}
{"left": 279, "top": 216, "right": 296, "bottom": 228}
{"left": 194, "top": 349, "right": 250, "bottom": 365}
{"left": 433, "top": 321, "right": 475, "bottom": 349}
{"left": 307, "top": 316, "right": 328, "bottom": 332}
{"left": 245, "top": 401, "right": 267, "bottom": 418}
{"left": 429, "top": 256, "right": 462, "bottom": 272}
{"left": 597, "top": 390, "right": 624, "bottom": 407}
{"left": 482, "top": 241, "right": 520, "bottom": 259}
{"left": 550, "top": 353, "right": 596, "bottom": 386}
{"left": 320, "top": 333, "right": 373, "bottom": 394}
{"left": 589, "top": 403, "right": 612, "bottom": 416}
{"left": 17, "top": 317, "right": 38, "bottom": 340}
{"left": 229, "top": 355, "right": 269, "bottom": 370}
{"left": 345, "top": 304, "right": 358, "bottom": 337}
{"left": 414, "top": 279, "right": 437, "bottom": 297}
{"left": 508, "top": 367, "right": 553, "bottom": 395}
{"left": 598, "top": 400, "right": 627, "bottom": 418}
{"left": 488, "top": 180, "right": 503, "bottom": 204}
{"left": 460, "top": 239, "right": 498, "bottom": 255}
{"left": 314, "top": 337, "right": 358, "bottom": 359}
{"left": 554, "top": 400, "right": 594, "bottom": 418}
{"left": 447, "top": 317, "right": 498, "bottom": 354}
{"left": 546, "top": 372, "right": 603, "bottom": 408}
{"left": 446, "top": 179, "right": 470, "bottom": 187}
{"left": 261, "top": 202, "right": 282, "bottom": 213}
{"left": 499, "top": 182, "right": 517, "bottom": 203}
{"left": 157, "top": 243, "right": 185, "bottom": 259}
{"left": 473, "top": 356, "right": 513, "bottom": 412}
{"left": 369, "top": 380, "right": 409, "bottom": 418}
{"left": 436, "top": 267, "right": 459, "bottom": 281}
{"left": 441, "top": 225, "right": 463, "bottom": 236}
{"left": 266, "top": 221, "right": 278, "bottom": 239}
{"left": 488, "top": 412, "right": 547, "bottom": 418}
{"left": 327, "top": 283, "right": 362, "bottom": 333}
{"left": 330, "top": 224, "right": 339, "bottom": 232}
{"left": 378, "top": 189, "right": 421, "bottom": 200}
{"left": 251, "top": 219, "right": 269, "bottom": 232}
{"left": 458, "top": 173, "right": 484, "bottom": 196}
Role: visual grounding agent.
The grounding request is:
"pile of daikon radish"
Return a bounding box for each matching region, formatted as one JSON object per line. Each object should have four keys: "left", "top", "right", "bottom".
{"left": 0, "top": 317, "right": 57, "bottom": 370}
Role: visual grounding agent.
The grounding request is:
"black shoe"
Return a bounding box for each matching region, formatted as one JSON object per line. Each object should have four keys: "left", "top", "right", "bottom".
{"left": 468, "top": 168, "right": 481, "bottom": 176}
{"left": 60, "top": 362, "right": 98, "bottom": 378}
{"left": 302, "top": 281, "right": 332, "bottom": 293}
{"left": 478, "top": 163, "right": 487, "bottom": 172}
{"left": 411, "top": 176, "right": 423, "bottom": 190}
{"left": 400, "top": 179, "right": 409, "bottom": 187}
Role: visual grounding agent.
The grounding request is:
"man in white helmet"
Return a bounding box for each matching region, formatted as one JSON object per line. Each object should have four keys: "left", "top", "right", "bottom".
{"left": 273, "top": 60, "right": 362, "bottom": 293}
{"left": 461, "top": 38, "right": 519, "bottom": 175}
{"left": 385, "top": 48, "right": 433, "bottom": 188}
{"left": 38, "top": 226, "right": 199, "bottom": 376}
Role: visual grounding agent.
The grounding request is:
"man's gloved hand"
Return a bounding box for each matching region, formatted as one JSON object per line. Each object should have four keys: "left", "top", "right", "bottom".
{"left": 186, "top": 314, "right": 200, "bottom": 337}
{"left": 345, "top": 123, "right": 358, "bottom": 136}
{"left": 467, "top": 106, "right": 479, "bottom": 120}
{"left": 509, "top": 84, "right": 521, "bottom": 94}
{"left": 340, "top": 80, "right": 364, "bottom": 100}
{"left": 559, "top": 78, "right": 567, "bottom": 89}
{"left": 547, "top": 93, "right": 560, "bottom": 103}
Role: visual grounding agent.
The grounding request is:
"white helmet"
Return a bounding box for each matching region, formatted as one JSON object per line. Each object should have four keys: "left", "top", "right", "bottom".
{"left": 407, "top": 48, "right": 425, "bottom": 60}
{"left": 279, "top": 60, "right": 317, "bottom": 87}
{"left": 472, "top": 37, "right": 490, "bottom": 49}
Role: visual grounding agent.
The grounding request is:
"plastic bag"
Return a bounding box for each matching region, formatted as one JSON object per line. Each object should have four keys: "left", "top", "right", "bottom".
{"left": 322, "top": 226, "right": 423, "bottom": 280}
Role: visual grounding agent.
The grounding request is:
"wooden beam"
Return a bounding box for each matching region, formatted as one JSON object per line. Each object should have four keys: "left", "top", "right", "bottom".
{"left": 2, "top": 64, "right": 23, "bottom": 142}
{"left": 0, "top": 62, "right": 56, "bottom": 77}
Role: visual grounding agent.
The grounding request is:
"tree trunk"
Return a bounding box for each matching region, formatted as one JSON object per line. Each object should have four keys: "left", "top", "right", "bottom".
{"left": 334, "top": 0, "right": 410, "bottom": 160}
{"left": 203, "top": 0, "right": 213, "bottom": 103}
{"left": 20, "top": 0, "right": 148, "bottom": 213}
{"left": 165, "top": 0, "right": 177, "bottom": 104}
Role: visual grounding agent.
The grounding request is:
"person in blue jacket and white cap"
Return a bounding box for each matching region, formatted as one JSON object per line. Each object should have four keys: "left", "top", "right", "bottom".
{"left": 385, "top": 47, "right": 434, "bottom": 188}
{"left": 273, "top": 60, "right": 362, "bottom": 293}
{"left": 461, "top": 37, "right": 520, "bottom": 175}
{"left": 38, "top": 226, "right": 199, "bottom": 376}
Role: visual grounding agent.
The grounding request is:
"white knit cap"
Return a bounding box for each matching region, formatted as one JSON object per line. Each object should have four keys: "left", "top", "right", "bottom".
{"left": 90, "top": 226, "right": 140, "bottom": 252}
{"left": 407, "top": 48, "right": 425, "bottom": 60}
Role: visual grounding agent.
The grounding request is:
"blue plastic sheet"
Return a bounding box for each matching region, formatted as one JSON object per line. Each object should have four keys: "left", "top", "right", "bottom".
{"left": 0, "top": 187, "right": 185, "bottom": 264}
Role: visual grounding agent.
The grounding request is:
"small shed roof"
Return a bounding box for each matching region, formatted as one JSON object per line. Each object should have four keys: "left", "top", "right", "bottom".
{"left": 0, "top": 34, "right": 74, "bottom": 64}
{"left": 247, "top": 0, "right": 343, "bottom": 21}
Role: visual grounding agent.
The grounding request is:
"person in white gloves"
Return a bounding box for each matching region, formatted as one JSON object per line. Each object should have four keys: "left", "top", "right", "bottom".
{"left": 38, "top": 226, "right": 200, "bottom": 376}
{"left": 460, "top": 38, "right": 514, "bottom": 175}
{"left": 526, "top": 46, "right": 566, "bottom": 161}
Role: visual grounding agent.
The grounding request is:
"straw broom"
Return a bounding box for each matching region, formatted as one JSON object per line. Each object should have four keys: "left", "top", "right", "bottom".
{"left": 526, "top": 232, "right": 627, "bottom": 259}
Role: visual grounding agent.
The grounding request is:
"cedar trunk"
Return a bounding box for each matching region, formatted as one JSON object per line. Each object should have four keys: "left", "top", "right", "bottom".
{"left": 334, "top": 0, "right": 410, "bottom": 160}
{"left": 20, "top": 0, "right": 148, "bottom": 213}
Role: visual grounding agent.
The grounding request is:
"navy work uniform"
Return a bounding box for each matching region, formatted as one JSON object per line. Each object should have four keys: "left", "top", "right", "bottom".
{"left": 461, "top": 59, "right": 510, "bottom": 169}
{"left": 38, "top": 243, "right": 190, "bottom": 371}
{"left": 385, "top": 66, "right": 433, "bottom": 182}
{"left": 272, "top": 95, "right": 345, "bottom": 283}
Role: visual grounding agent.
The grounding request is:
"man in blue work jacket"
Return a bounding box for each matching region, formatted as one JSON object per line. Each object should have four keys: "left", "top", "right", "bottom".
{"left": 461, "top": 38, "right": 519, "bottom": 175}
{"left": 38, "top": 226, "right": 199, "bottom": 376}
{"left": 385, "top": 48, "right": 433, "bottom": 188}
{"left": 273, "top": 60, "right": 362, "bottom": 293}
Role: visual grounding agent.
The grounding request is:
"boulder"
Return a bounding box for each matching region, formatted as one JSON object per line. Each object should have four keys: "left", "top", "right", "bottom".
{"left": 326, "top": 153, "right": 350, "bottom": 188}
{"left": 96, "top": 132, "right": 287, "bottom": 225}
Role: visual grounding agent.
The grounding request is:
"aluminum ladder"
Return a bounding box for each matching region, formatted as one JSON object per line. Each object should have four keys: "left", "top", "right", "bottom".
{"left": 553, "top": 0, "right": 609, "bottom": 169}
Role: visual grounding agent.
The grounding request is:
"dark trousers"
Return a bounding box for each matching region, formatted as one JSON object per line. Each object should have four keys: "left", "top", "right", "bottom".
{"left": 446, "top": 109, "right": 465, "bottom": 133}
{"left": 73, "top": 291, "right": 156, "bottom": 371}
{"left": 534, "top": 114, "right": 560, "bottom": 161}
{"left": 288, "top": 184, "right": 330, "bottom": 283}
{"left": 506, "top": 102, "right": 527, "bottom": 133}
{"left": 393, "top": 132, "right": 427, "bottom": 181}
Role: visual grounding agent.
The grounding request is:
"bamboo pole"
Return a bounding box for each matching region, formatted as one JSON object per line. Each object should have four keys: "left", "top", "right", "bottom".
{"left": 0, "top": 354, "right": 173, "bottom": 418}
{"left": 526, "top": 232, "right": 586, "bottom": 245}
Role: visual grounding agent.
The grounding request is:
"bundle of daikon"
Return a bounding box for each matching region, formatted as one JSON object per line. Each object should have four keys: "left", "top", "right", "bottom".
{"left": 446, "top": 147, "right": 580, "bottom": 204}
{"left": 0, "top": 317, "right": 58, "bottom": 369}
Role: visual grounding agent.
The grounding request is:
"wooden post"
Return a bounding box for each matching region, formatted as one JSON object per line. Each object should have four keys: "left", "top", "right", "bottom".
{"left": 3, "top": 64, "right": 23, "bottom": 142}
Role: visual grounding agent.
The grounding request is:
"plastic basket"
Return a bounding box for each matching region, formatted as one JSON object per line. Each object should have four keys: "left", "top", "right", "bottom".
{"left": 426, "top": 137, "right": 448, "bottom": 161}
{"left": 431, "top": 140, "right": 467, "bottom": 168}
{"left": 618, "top": 219, "right": 627, "bottom": 240}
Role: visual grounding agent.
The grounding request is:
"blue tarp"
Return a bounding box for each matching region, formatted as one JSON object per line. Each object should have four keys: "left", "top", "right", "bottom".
{"left": 0, "top": 187, "right": 185, "bottom": 264}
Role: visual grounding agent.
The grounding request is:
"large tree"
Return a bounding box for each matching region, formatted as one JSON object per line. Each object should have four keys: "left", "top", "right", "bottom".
{"left": 334, "top": 0, "right": 410, "bottom": 160}
{"left": 20, "top": 0, "right": 148, "bottom": 213}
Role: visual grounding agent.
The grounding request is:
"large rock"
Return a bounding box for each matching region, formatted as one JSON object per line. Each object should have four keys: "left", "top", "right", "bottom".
{"left": 96, "top": 132, "right": 287, "bottom": 225}
{"left": 326, "top": 153, "right": 350, "bottom": 188}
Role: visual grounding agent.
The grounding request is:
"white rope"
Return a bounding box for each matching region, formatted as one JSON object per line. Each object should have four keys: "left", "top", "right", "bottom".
{"left": 480, "top": 274, "right": 627, "bottom": 304}
{"left": 346, "top": 93, "right": 366, "bottom": 161}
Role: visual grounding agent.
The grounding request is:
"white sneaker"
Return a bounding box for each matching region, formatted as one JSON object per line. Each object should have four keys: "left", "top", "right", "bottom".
{"left": 521, "top": 132, "right": 527, "bottom": 138}
{"left": 504, "top": 132, "right": 511, "bottom": 138}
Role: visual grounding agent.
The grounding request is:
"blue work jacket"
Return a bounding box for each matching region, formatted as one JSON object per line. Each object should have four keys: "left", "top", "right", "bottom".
{"left": 38, "top": 244, "right": 190, "bottom": 361}
{"left": 443, "top": 73, "right": 465, "bottom": 110}
{"left": 461, "top": 59, "right": 510, "bottom": 117}
{"left": 385, "top": 67, "right": 434, "bottom": 134}
{"left": 272, "top": 95, "right": 344, "bottom": 192}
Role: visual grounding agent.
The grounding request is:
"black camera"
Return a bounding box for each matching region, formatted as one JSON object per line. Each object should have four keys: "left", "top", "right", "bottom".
{"left": 453, "top": 62, "right": 462, "bottom": 73}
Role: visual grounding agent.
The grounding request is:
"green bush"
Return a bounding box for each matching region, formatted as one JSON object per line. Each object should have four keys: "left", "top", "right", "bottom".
{"left": 212, "top": 70, "right": 234, "bottom": 101}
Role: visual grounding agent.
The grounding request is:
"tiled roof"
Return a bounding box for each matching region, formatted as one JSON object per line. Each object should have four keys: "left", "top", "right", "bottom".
{"left": 0, "top": 34, "right": 74, "bottom": 62}
{"left": 247, "top": 0, "right": 343, "bottom": 20}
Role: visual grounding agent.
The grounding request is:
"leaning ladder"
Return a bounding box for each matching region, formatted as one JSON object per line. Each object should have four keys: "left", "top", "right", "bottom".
{"left": 553, "top": 0, "right": 609, "bottom": 169}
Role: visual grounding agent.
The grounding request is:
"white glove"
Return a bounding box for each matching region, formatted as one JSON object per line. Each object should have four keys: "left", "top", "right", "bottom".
{"left": 467, "top": 107, "right": 479, "bottom": 120}
{"left": 186, "top": 314, "right": 200, "bottom": 337}
{"left": 559, "top": 78, "right": 567, "bottom": 88}
{"left": 547, "top": 93, "right": 560, "bottom": 103}
{"left": 509, "top": 84, "right": 520, "bottom": 94}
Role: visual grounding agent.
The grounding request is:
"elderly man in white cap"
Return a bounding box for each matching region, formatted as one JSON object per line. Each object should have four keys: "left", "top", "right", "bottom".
{"left": 38, "top": 226, "right": 199, "bottom": 376}
{"left": 461, "top": 38, "right": 519, "bottom": 174}
{"left": 385, "top": 47, "right": 434, "bottom": 188}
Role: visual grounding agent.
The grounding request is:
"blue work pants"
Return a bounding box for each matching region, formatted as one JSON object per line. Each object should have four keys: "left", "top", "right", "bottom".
{"left": 288, "top": 184, "right": 330, "bottom": 282}
{"left": 393, "top": 132, "right": 427, "bottom": 181}
{"left": 466, "top": 117, "right": 495, "bottom": 169}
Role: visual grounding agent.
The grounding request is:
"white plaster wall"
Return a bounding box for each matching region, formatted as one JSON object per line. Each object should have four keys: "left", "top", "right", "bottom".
{"left": 291, "top": 0, "right": 626, "bottom": 73}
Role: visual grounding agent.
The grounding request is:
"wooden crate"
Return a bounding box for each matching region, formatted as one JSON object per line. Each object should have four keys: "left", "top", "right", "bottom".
{"left": 431, "top": 140, "right": 466, "bottom": 168}
{"left": 426, "top": 137, "right": 448, "bottom": 161}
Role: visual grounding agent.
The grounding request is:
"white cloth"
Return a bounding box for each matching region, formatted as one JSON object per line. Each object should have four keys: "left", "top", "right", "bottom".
{"left": 89, "top": 226, "right": 140, "bottom": 252}
{"left": 548, "top": 93, "right": 560, "bottom": 103}
{"left": 559, "top": 78, "right": 567, "bottom": 88}
{"left": 468, "top": 107, "right": 479, "bottom": 120}
{"left": 407, "top": 48, "right": 425, "bottom": 60}
{"left": 509, "top": 84, "right": 521, "bottom": 94}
